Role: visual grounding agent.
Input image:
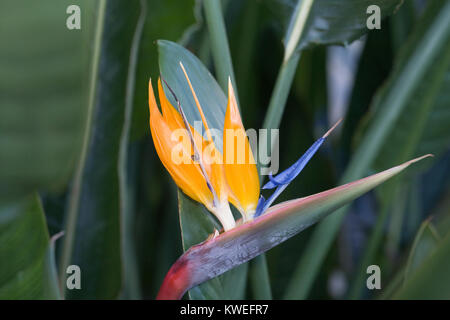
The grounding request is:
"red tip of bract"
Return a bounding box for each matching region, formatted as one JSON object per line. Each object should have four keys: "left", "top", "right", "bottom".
{"left": 156, "top": 258, "right": 192, "bottom": 300}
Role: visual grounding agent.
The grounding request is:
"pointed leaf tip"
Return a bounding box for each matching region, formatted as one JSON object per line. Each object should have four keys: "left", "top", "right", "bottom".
{"left": 323, "top": 118, "right": 342, "bottom": 138}
{"left": 263, "top": 119, "right": 342, "bottom": 190}
{"left": 157, "top": 154, "right": 431, "bottom": 299}
{"left": 406, "top": 154, "right": 434, "bottom": 165}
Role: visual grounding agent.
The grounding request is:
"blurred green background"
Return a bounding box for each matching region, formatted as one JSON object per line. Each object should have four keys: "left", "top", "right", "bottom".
{"left": 0, "top": 0, "right": 449, "bottom": 300}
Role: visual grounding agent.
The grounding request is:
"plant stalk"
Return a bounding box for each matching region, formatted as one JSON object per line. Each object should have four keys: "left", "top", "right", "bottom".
{"left": 203, "top": 0, "right": 271, "bottom": 298}
{"left": 262, "top": 53, "right": 301, "bottom": 133}
{"left": 203, "top": 0, "right": 237, "bottom": 93}
{"left": 254, "top": 0, "right": 315, "bottom": 299}
{"left": 249, "top": 255, "right": 272, "bottom": 299}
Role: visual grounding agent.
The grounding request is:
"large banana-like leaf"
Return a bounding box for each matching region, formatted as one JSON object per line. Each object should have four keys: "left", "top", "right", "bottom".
{"left": 0, "top": 0, "right": 87, "bottom": 200}
{"left": 282, "top": 0, "right": 403, "bottom": 58}
{"left": 130, "top": 0, "right": 198, "bottom": 140}
{"left": 379, "top": 196, "right": 450, "bottom": 300}
{"left": 158, "top": 40, "right": 248, "bottom": 300}
{"left": 261, "top": 0, "right": 403, "bottom": 137}
{"left": 0, "top": 0, "right": 88, "bottom": 300}
{"left": 157, "top": 156, "right": 431, "bottom": 299}
{"left": 0, "top": 195, "right": 60, "bottom": 299}
{"left": 403, "top": 219, "right": 440, "bottom": 283}
{"left": 394, "top": 229, "right": 450, "bottom": 299}
{"left": 61, "top": 0, "right": 145, "bottom": 299}
{"left": 374, "top": 0, "right": 450, "bottom": 178}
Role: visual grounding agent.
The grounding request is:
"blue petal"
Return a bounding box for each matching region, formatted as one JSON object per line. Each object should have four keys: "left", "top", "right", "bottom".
{"left": 262, "top": 137, "right": 324, "bottom": 190}
{"left": 254, "top": 195, "right": 266, "bottom": 217}
{"left": 257, "top": 136, "right": 326, "bottom": 216}
{"left": 263, "top": 172, "right": 285, "bottom": 188}
{"left": 260, "top": 183, "right": 288, "bottom": 215}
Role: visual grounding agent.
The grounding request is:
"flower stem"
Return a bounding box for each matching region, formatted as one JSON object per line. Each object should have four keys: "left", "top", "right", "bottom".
{"left": 203, "top": 0, "right": 237, "bottom": 94}
{"left": 203, "top": 0, "right": 268, "bottom": 298}
{"left": 254, "top": 0, "right": 316, "bottom": 299}
{"left": 284, "top": 0, "right": 314, "bottom": 62}
{"left": 214, "top": 201, "right": 236, "bottom": 232}
{"left": 262, "top": 53, "right": 301, "bottom": 147}
{"left": 249, "top": 255, "right": 272, "bottom": 299}
{"left": 261, "top": 0, "right": 315, "bottom": 152}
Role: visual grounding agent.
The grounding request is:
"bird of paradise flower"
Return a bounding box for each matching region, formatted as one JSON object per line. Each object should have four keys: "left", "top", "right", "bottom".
{"left": 148, "top": 62, "right": 431, "bottom": 299}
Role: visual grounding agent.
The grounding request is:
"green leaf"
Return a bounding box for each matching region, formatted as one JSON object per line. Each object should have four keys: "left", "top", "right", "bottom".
{"left": 374, "top": 12, "right": 450, "bottom": 177}
{"left": 283, "top": 0, "right": 403, "bottom": 56}
{"left": 178, "top": 192, "right": 247, "bottom": 299}
{"left": 203, "top": 0, "right": 237, "bottom": 92}
{"left": 285, "top": 0, "right": 450, "bottom": 299}
{"left": 158, "top": 40, "right": 248, "bottom": 299}
{"left": 347, "top": 0, "right": 450, "bottom": 298}
{"left": 158, "top": 156, "right": 431, "bottom": 299}
{"left": 379, "top": 194, "right": 449, "bottom": 300}
{"left": 0, "top": 194, "right": 60, "bottom": 299}
{"left": 121, "top": 0, "right": 199, "bottom": 298}
{"left": 340, "top": 26, "right": 393, "bottom": 160}
{"left": 403, "top": 220, "right": 440, "bottom": 283}
{"left": 0, "top": 0, "right": 87, "bottom": 200}
{"left": 394, "top": 230, "right": 450, "bottom": 299}
{"left": 130, "top": 0, "right": 198, "bottom": 140}
{"left": 158, "top": 40, "right": 227, "bottom": 151}
{"left": 261, "top": 0, "right": 403, "bottom": 160}
{"left": 60, "top": 0, "right": 145, "bottom": 299}
{"left": 415, "top": 70, "right": 450, "bottom": 158}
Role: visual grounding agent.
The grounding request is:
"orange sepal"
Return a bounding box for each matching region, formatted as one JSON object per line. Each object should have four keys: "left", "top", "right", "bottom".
{"left": 149, "top": 79, "right": 213, "bottom": 208}
{"left": 223, "top": 79, "right": 260, "bottom": 218}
